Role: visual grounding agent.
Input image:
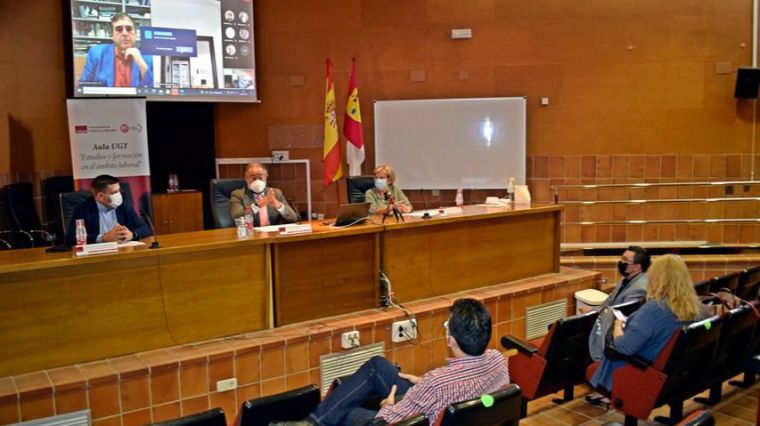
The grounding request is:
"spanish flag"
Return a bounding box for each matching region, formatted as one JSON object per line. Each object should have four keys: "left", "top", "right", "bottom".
{"left": 323, "top": 58, "right": 343, "bottom": 188}
{"left": 344, "top": 58, "right": 365, "bottom": 176}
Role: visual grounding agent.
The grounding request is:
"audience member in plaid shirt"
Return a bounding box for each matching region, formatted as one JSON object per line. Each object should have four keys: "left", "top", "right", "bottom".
{"left": 271, "top": 298, "right": 510, "bottom": 426}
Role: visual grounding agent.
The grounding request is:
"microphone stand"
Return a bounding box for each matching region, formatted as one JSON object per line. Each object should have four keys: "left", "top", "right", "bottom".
{"left": 382, "top": 192, "right": 405, "bottom": 223}
{"left": 140, "top": 210, "right": 161, "bottom": 249}
{"left": 421, "top": 189, "right": 431, "bottom": 219}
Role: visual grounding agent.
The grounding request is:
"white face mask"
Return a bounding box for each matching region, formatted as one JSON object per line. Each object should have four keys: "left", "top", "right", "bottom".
{"left": 249, "top": 179, "right": 266, "bottom": 193}
{"left": 109, "top": 192, "right": 123, "bottom": 209}
{"left": 374, "top": 178, "right": 388, "bottom": 191}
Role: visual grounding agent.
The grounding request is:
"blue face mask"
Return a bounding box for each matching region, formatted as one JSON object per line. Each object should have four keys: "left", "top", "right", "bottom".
{"left": 374, "top": 178, "right": 388, "bottom": 191}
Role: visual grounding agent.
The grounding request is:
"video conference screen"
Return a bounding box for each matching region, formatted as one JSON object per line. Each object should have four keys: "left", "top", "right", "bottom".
{"left": 70, "top": 0, "right": 258, "bottom": 102}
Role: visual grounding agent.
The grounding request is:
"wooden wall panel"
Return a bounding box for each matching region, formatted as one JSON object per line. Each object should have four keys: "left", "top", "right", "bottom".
{"left": 2, "top": 0, "right": 759, "bottom": 220}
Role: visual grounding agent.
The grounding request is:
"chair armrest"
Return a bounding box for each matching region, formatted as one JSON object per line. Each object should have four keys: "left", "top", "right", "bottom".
{"left": 501, "top": 335, "right": 538, "bottom": 355}
{"left": 603, "top": 345, "right": 649, "bottom": 369}
{"left": 27, "top": 229, "right": 54, "bottom": 242}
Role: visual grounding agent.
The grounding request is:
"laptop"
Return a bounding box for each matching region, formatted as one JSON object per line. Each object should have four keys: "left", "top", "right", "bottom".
{"left": 334, "top": 202, "right": 371, "bottom": 226}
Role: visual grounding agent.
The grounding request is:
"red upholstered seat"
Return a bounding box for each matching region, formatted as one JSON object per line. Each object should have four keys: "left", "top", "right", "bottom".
{"left": 589, "top": 316, "right": 723, "bottom": 426}
{"left": 502, "top": 310, "right": 599, "bottom": 412}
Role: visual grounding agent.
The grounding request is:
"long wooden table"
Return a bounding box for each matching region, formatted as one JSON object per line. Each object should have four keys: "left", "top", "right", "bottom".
{"left": 382, "top": 204, "right": 562, "bottom": 300}
{"left": 0, "top": 203, "right": 558, "bottom": 376}
{"left": 0, "top": 230, "right": 273, "bottom": 377}
{"left": 272, "top": 224, "right": 382, "bottom": 326}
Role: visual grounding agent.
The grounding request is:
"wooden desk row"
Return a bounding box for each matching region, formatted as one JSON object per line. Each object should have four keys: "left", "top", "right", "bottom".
{"left": 0, "top": 204, "right": 561, "bottom": 376}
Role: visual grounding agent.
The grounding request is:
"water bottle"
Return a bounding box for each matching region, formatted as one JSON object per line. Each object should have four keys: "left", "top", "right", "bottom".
{"left": 455, "top": 188, "right": 464, "bottom": 207}
{"left": 244, "top": 206, "right": 254, "bottom": 233}
{"left": 75, "top": 219, "right": 87, "bottom": 249}
{"left": 235, "top": 217, "right": 248, "bottom": 238}
{"left": 168, "top": 173, "right": 179, "bottom": 192}
{"left": 507, "top": 177, "right": 516, "bottom": 202}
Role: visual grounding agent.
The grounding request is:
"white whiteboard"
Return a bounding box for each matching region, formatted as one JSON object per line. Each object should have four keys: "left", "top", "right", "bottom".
{"left": 374, "top": 97, "right": 526, "bottom": 190}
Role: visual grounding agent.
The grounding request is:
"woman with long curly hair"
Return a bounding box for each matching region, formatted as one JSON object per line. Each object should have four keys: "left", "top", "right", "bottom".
{"left": 586, "top": 254, "right": 704, "bottom": 406}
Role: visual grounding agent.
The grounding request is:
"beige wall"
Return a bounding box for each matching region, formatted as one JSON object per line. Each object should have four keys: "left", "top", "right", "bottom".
{"left": 0, "top": 1, "right": 757, "bottom": 233}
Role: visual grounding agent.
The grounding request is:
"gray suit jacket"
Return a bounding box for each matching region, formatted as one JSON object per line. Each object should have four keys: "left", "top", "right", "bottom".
{"left": 601, "top": 272, "right": 649, "bottom": 309}
{"left": 589, "top": 272, "right": 648, "bottom": 361}
{"left": 229, "top": 186, "right": 298, "bottom": 226}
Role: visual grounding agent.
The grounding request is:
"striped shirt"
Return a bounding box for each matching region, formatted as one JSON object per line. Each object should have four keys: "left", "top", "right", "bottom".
{"left": 377, "top": 349, "right": 509, "bottom": 424}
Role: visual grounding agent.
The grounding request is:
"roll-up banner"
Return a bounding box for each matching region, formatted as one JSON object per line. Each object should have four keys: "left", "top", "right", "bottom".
{"left": 66, "top": 98, "right": 152, "bottom": 214}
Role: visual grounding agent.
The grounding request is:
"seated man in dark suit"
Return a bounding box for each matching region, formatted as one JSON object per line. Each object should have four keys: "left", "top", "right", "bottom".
{"left": 229, "top": 162, "right": 298, "bottom": 227}
{"left": 64, "top": 174, "right": 152, "bottom": 246}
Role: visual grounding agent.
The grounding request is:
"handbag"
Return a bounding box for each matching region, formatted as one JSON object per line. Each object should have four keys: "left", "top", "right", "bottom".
{"left": 589, "top": 307, "right": 616, "bottom": 361}
{"left": 702, "top": 287, "right": 760, "bottom": 317}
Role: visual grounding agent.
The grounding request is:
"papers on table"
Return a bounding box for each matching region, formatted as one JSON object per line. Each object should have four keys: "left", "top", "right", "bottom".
{"left": 254, "top": 223, "right": 313, "bottom": 235}
{"left": 408, "top": 207, "right": 463, "bottom": 218}
{"left": 74, "top": 240, "right": 146, "bottom": 256}
{"left": 119, "top": 241, "right": 146, "bottom": 247}
{"left": 75, "top": 242, "right": 118, "bottom": 256}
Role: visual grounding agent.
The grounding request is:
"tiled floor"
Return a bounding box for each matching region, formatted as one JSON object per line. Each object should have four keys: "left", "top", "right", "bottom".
{"left": 521, "top": 378, "right": 758, "bottom": 425}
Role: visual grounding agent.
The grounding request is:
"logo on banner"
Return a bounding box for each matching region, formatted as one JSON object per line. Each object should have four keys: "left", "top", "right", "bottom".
{"left": 121, "top": 123, "right": 143, "bottom": 133}
{"left": 67, "top": 98, "right": 150, "bottom": 180}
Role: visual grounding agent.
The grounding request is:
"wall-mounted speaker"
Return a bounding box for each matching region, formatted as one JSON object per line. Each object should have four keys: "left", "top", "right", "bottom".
{"left": 735, "top": 67, "right": 760, "bottom": 98}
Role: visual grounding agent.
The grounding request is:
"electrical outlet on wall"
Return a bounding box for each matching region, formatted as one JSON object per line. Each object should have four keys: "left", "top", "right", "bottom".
{"left": 216, "top": 378, "right": 237, "bottom": 392}
{"left": 391, "top": 319, "right": 418, "bottom": 343}
{"left": 272, "top": 150, "right": 289, "bottom": 161}
{"left": 341, "top": 331, "right": 360, "bottom": 349}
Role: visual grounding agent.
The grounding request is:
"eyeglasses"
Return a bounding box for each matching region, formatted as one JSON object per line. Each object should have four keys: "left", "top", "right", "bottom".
{"left": 114, "top": 25, "right": 134, "bottom": 33}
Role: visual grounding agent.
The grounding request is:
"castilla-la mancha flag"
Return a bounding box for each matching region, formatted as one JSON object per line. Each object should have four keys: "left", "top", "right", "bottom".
{"left": 323, "top": 58, "right": 343, "bottom": 188}
{"left": 344, "top": 58, "right": 364, "bottom": 176}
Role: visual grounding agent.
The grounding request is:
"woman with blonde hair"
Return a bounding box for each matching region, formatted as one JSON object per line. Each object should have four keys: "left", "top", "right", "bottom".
{"left": 586, "top": 254, "right": 703, "bottom": 406}
{"left": 365, "top": 164, "right": 413, "bottom": 215}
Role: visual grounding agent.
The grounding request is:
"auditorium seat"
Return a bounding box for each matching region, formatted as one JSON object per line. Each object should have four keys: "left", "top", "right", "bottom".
{"left": 0, "top": 231, "right": 18, "bottom": 250}
{"left": 239, "top": 384, "right": 320, "bottom": 426}
{"left": 501, "top": 309, "right": 598, "bottom": 413}
{"left": 59, "top": 190, "right": 90, "bottom": 238}
{"left": 44, "top": 175, "right": 74, "bottom": 244}
{"left": 148, "top": 408, "right": 226, "bottom": 426}
{"left": 590, "top": 316, "right": 723, "bottom": 426}
{"left": 209, "top": 178, "right": 245, "bottom": 228}
{"left": 371, "top": 385, "right": 521, "bottom": 425}
{"left": 737, "top": 265, "right": 760, "bottom": 301}
{"left": 0, "top": 230, "right": 34, "bottom": 249}
{"left": 2, "top": 183, "right": 54, "bottom": 246}
{"left": 693, "top": 279, "right": 711, "bottom": 297}
{"left": 694, "top": 303, "right": 758, "bottom": 405}
{"left": 437, "top": 384, "right": 522, "bottom": 426}
{"left": 707, "top": 271, "right": 741, "bottom": 294}
{"left": 346, "top": 175, "right": 375, "bottom": 203}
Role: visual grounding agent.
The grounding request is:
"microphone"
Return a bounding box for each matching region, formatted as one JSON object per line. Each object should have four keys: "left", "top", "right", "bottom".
{"left": 140, "top": 210, "right": 160, "bottom": 249}
{"left": 382, "top": 192, "right": 392, "bottom": 223}
{"left": 382, "top": 192, "right": 404, "bottom": 223}
{"left": 421, "top": 189, "right": 431, "bottom": 219}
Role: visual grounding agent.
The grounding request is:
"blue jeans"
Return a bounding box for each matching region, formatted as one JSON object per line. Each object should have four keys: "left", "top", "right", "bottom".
{"left": 308, "top": 356, "right": 414, "bottom": 426}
